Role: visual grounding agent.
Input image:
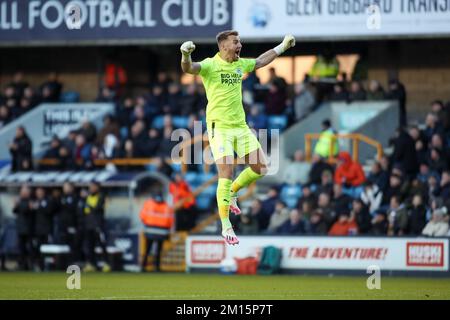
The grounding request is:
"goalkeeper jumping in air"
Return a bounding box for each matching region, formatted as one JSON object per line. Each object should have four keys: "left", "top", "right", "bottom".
{"left": 180, "top": 30, "right": 295, "bottom": 245}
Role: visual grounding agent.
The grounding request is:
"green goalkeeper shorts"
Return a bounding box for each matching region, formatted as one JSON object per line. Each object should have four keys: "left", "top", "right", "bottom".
{"left": 207, "top": 122, "right": 261, "bottom": 161}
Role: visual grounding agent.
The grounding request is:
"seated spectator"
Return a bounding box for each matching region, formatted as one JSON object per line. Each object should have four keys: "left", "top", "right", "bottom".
{"left": 144, "top": 128, "right": 161, "bottom": 157}
{"left": 427, "top": 174, "right": 441, "bottom": 201}
{"left": 293, "top": 82, "right": 316, "bottom": 121}
{"left": 9, "top": 72, "right": 29, "bottom": 98}
{"left": 440, "top": 171, "right": 450, "bottom": 200}
{"left": 147, "top": 85, "right": 166, "bottom": 116}
{"left": 408, "top": 194, "right": 427, "bottom": 236}
{"left": 332, "top": 183, "right": 353, "bottom": 215}
{"left": 431, "top": 100, "right": 450, "bottom": 133}
{"left": 117, "top": 97, "right": 135, "bottom": 129}
{"left": 179, "top": 84, "right": 199, "bottom": 116}
{"left": 282, "top": 150, "right": 311, "bottom": 185}
{"left": 328, "top": 211, "right": 358, "bottom": 236}
{"left": 243, "top": 71, "right": 260, "bottom": 92}
{"left": 266, "top": 201, "right": 289, "bottom": 234}
{"left": 351, "top": 199, "right": 372, "bottom": 234}
{"left": 265, "top": 82, "right": 286, "bottom": 115}
{"left": 417, "top": 162, "right": 438, "bottom": 185}
{"left": 328, "top": 83, "right": 348, "bottom": 102}
{"left": 298, "top": 184, "right": 316, "bottom": 210}
{"left": 309, "top": 209, "right": 329, "bottom": 235}
{"left": 365, "top": 160, "right": 389, "bottom": 193}
{"left": 258, "top": 187, "right": 279, "bottom": 230}
{"left": 300, "top": 198, "right": 316, "bottom": 224}
{"left": 154, "top": 157, "right": 173, "bottom": 178}
{"left": 422, "top": 207, "right": 449, "bottom": 237}
{"left": 317, "top": 192, "right": 335, "bottom": 228}
{"left": 382, "top": 173, "right": 404, "bottom": 205}
{"left": 348, "top": 81, "right": 366, "bottom": 101}
{"left": 316, "top": 170, "right": 334, "bottom": 197}
{"left": 247, "top": 199, "right": 266, "bottom": 232}
{"left": 95, "top": 87, "right": 115, "bottom": 103}
{"left": 9, "top": 126, "right": 33, "bottom": 172}
{"left": 309, "top": 153, "right": 334, "bottom": 185}
{"left": 371, "top": 211, "right": 388, "bottom": 235}
{"left": 131, "top": 99, "right": 151, "bottom": 126}
{"left": 0, "top": 105, "right": 12, "bottom": 128}
{"left": 40, "top": 72, "right": 63, "bottom": 102}
{"left": 43, "top": 136, "right": 61, "bottom": 159}
{"left": 74, "top": 134, "right": 92, "bottom": 168}
{"left": 423, "top": 113, "right": 444, "bottom": 145}
{"left": 428, "top": 148, "right": 447, "bottom": 175}
{"left": 157, "top": 117, "right": 178, "bottom": 158}
{"left": 361, "top": 181, "right": 383, "bottom": 214}
{"left": 80, "top": 119, "right": 97, "bottom": 144}
{"left": 387, "top": 195, "right": 408, "bottom": 236}
{"left": 17, "top": 98, "right": 32, "bottom": 118}
{"left": 276, "top": 209, "right": 306, "bottom": 235}
{"left": 247, "top": 105, "right": 267, "bottom": 131}
{"left": 430, "top": 134, "right": 450, "bottom": 166}
{"left": 23, "top": 86, "right": 41, "bottom": 109}
{"left": 334, "top": 151, "right": 366, "bottom": 187}
{"left": 366, "top": 80, "right": 385, "bottom": 101}
{"left": 96, "top": 114, "right": 120, "bottom": 147}
{"left": 164, "top": 82, "right": 183, "bottom": 115}
{"left": 58, "top": 146, "right": 75, "bottom": 170}
{"left": 129, "top": 120, "right": 148, "bottom": 157}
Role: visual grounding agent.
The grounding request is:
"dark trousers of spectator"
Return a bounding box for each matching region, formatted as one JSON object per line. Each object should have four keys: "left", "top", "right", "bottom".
{"left": 85, "top": 228, "right": 108, "bottom": 268}
{"left": 175, "top": 207, "right": 197, "bottom": 231}
{"left": 142, "top": 234, "right": 167, "bottom": 272}
{"left": 33, "top": 234, "right": 49, "bottom": 270}
{"left": 60, "top": 229, "right": 82, "bottom": 265}
{"left": 18, "top": 234, "right": 32, "bottom": 270}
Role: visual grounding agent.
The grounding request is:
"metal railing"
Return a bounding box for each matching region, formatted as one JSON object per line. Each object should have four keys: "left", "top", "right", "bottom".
{"left": 304, "top": 132, "right": 383, "bottom": 163}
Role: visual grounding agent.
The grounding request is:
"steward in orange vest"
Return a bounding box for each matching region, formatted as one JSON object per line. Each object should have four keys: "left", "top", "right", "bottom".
{"left": 139, "top": 194, "right": 174, "bottom": 272}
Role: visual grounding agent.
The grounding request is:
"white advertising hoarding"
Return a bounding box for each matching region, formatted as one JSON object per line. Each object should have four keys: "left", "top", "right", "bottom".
{"left": 186, "top": 236, "right": 449, "bottom": 271}
{"left": 234, "top": 0, "right": 450, "bottom": 40}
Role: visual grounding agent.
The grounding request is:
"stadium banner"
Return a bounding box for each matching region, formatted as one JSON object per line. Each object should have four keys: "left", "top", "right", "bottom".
{"left": 233, "top": 0, "right": 450, "bottom": 40}
{"left": 0, "top": 0, "right": 232, "bottom": 44}
{"left": 186, "top": 236, "right": 450, "bottom": 272}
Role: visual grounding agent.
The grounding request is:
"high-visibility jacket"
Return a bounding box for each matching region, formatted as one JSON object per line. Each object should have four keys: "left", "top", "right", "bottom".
{"left": 314, "top": 128, "right": 339, "bottom": 158}
{"left": 169, "top": 181, "right": 195, "bottom": 210}
{"left": 140, "top": 199, "right": 174, "bottom": 229}
{"left": 309, "top": 56, "right": 339, "bottom": 79}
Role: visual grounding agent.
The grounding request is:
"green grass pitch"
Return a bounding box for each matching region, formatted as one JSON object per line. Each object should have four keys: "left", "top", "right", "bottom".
{"left": 0, "top": 273, "right": 449, "bottom": 300}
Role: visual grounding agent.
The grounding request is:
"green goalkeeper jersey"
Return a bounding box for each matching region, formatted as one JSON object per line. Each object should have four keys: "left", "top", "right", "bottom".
{"left": 199, "top": 53, "right": 256, "bottom": 128}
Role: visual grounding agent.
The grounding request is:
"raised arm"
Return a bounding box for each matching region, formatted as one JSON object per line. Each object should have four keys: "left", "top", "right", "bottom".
{"left": 180, "top": 41, "right": 201, "bottom": 75}
{"left": 255, "top": 35, "right": 296, "bottom": 70}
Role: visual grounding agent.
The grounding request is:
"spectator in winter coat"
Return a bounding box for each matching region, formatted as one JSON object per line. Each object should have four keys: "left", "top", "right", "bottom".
{"left": 367, "top": 161, "right": 389, "bottom": 192}
{"left": 9, "top": 126, "right": 33, "bottom": 172}
{"left": 390, "top": 127, "right": 419, "bottom": 179}
{"left": 387, "top": 195, "right": 409, "bottom": 236}
{"left": 334, "top": 151, "right": 366, "bottom": 187}
{"left": 439, "top": 171, "right": 450, "bottom": 201}
{"left": 408, "top": 194, "right": 427, "bottom": 236}
{"left": 422, "top": 208, "right": 449, "bottom": 237}
{"left": 360, "top": 182, "right": 383, "bottom": 213}
{"left": 266, "top": 201, "right": 290, "bottom": 233}
{"left": 328, "top": 211, "right": 358, "bottom": 236}
{"left": 276, "top": 209, "right": 306, "bottom": 235}
{"left": 351, "top": 199, "right": 372, "bottom": 234}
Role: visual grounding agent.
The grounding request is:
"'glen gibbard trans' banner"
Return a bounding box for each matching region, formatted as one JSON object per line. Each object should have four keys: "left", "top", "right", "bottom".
{"left": 0, "top": 0, "right": 232, "bottom": 43}
{"left": 234, "top": 0, "right": 450, "bottom": 40}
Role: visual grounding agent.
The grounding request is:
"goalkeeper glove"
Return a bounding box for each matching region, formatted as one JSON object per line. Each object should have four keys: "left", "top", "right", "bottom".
{"left": 273, "top": 35, "right": 296, "bottom": 56}
{"left": 180, "top": 41, "right": 196, "bottom": 56}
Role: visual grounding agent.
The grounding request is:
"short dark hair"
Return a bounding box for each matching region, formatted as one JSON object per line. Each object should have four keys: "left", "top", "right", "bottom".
{"left": 322, "top": 119, "right": 331, "bottom": 128}
{"left": 216, "top": 30, "right": 239, "bottom": 46}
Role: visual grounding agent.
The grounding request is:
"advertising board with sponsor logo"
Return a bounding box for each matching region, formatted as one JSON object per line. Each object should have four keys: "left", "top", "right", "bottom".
{"left": 186, "top": 236, "right": 449, "bottom": 272}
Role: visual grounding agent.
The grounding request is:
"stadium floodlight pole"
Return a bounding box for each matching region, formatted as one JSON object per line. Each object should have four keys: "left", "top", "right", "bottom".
{"left": 180, "top": 31, "right": 295, "bottom": 246}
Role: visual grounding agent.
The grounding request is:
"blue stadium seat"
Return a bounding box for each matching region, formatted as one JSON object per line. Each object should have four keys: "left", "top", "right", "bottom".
{"left": 60, "top": 91, "right": 80, "bottom": 103}
{"left": 152, "top": 115, "right": 165, "bottom": 129}
{"left": 267, "top": 115, "right": 288, "bottom": 131}
{"left": 172, "top": 116, "right": 189, "bottom": 128}
{"left": 280, "top": 184, "right": 302, "bottom": 209}
{"left": 170, "top": 162, "right": 182, "bottom": 173}
{"left": 120, "top": 127, "right": 128, "bottom": 139}
{"left": 184, "top": 171, "right": 199, "bottom": 188}
{"left": 0, "top": 221, "right": 19, "bottom": 256}
{"left": 196, "top": 194, "right": 213, "bottom": 211}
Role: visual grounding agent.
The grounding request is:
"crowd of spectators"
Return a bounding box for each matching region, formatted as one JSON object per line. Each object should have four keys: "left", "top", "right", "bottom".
{"left": 234, "top": 100, "right": 450, "bottom": 238}
{"left": 0, "top": 72, "right": 63, "bottom": 129}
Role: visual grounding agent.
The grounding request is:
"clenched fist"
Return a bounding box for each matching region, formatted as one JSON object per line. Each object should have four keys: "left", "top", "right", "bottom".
{"left": 180, "top": 41, "right": 196, "bottom": 56}
{"left": 274, "top": 35, "right": 296, "bottom": 55}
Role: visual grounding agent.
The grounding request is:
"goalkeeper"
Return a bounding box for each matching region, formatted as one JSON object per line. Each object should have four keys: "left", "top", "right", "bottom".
{"left": 180, "top": 30, "right": 295, "bottom": 245}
